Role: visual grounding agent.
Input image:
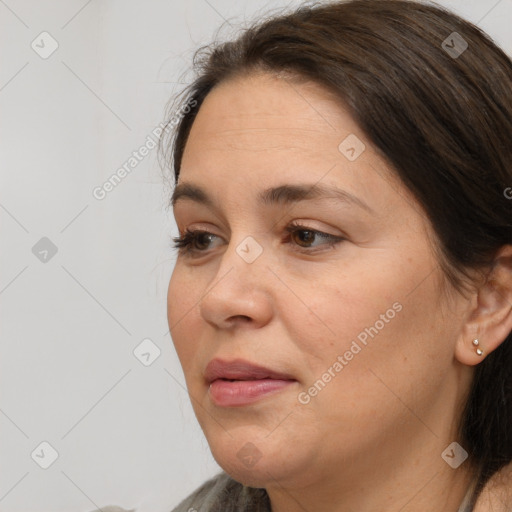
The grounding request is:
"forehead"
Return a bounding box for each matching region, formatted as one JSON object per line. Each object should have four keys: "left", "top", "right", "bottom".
{"left": 177, "top": 72, "right": 418, "bottom": 222}
{"left": 181, "top": 72, "right": 365, "bottom": 175}
{"left": 184, "top": 72, "right": 356, "bottom": 146}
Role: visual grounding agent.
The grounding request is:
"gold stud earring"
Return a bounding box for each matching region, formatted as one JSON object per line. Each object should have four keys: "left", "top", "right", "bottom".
{"left": 472, "top": 338, "right": 483, "bottom": 356}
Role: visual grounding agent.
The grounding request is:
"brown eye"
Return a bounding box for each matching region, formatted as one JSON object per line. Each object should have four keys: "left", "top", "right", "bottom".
{"left": 291, "top": 229, "right": 317, "bottom": 247}
{"left": 284, "top": 223, "right": 345, "bottom": 253}
{"left": 172, "top": 230, "right": 222, "bottom": 256}
{"left": 194, "top": 232, "right": 215, "bottom": 250}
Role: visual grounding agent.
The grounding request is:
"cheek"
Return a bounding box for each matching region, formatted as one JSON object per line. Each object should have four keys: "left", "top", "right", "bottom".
{"left": 285, "top": 256, "right": 449, "bottom": 390}
{"left": 167, "top": 266, "right": 204, "bottom": 371}
{"left": 299, "top": 270, "right": 452, "bottom": 416}
{"left": 282, "top": 265, "right": 401, "bottom": 365}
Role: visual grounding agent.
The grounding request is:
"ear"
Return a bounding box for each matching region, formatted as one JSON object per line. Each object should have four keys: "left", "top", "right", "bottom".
{"left": 455, "top": 245, "right": 512, "bottom": 366}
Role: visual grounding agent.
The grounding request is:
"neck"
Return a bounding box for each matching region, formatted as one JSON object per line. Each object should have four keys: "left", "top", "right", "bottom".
{"left": 265, "top": 408, "right": 477, "bottom": 512}
{"left": 264, "top": 358, "right": 478, "bottom": 512}
{"left": 267, "top": 454, "right": 476, "bottom": 512}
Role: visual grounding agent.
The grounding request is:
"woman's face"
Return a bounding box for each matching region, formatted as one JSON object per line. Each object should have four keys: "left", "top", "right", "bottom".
{"left": 167, "top": 72, "right": 472, "bottom": 491}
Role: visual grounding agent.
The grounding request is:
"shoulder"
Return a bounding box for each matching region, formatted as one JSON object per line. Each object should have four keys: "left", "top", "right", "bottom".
{"left": 473, "top": 463, "right": 512, "bottom": 512}
{"left": 170, "top": 471, "right": 270, "bottom": 512}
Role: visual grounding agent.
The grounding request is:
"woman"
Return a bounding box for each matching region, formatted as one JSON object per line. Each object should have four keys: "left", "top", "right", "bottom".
{"left": 162, "top": 0, "right": 512, "bottom": 510}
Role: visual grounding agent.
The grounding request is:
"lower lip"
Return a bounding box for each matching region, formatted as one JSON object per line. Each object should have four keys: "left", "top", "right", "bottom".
{"left": 208, "top": 379, "right": 296, "bottom": 407}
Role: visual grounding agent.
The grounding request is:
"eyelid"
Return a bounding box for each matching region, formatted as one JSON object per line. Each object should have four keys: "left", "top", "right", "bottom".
{"left": 172, "top": 222, "right": 345, "bottom": 257}
{"left": 285, "top": 220, "right": 345, "bottom": 239}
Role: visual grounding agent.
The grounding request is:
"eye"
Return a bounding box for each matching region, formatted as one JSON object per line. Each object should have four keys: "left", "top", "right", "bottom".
{"left": 171, "top": 222, "right": 345, "bottom": 257}
{"left": 284, "top": 222, "right": 345, "bottom": 253}
{"left": 171, "top": 229, "right": 222, "bottom": 255}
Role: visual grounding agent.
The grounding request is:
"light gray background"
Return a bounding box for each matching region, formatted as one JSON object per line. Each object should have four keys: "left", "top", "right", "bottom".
{"left": 1, "top": 1, "right": 510, "bottom": 511}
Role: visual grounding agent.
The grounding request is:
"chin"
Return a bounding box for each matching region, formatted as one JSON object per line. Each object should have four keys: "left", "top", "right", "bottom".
{"left": 212, "top": 448, "right": 283, "bottom": 488}
{"left": 205, "top": 427, "right": 313, "bottom": 489}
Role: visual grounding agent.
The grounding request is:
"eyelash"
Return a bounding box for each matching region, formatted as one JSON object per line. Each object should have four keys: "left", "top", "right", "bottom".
{"left": 171, "top": 221, "right": 345, "bottom": 257}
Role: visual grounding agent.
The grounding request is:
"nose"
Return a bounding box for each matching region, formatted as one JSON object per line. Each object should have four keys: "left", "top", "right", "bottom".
{"left": 198, "top": 235, "right": 273, "bottom": 330}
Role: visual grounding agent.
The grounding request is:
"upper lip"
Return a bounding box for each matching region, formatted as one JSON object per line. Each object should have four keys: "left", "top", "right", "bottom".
{"left": 204, "top": 358, "right": 296, "bottom": 384}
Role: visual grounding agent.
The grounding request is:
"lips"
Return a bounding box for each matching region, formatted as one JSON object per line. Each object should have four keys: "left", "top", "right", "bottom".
{"left": 204, "top": 358, "right": 297, "bottom": 407}
{"left": 204, "top": 358, "right": 295, "bottom": 383}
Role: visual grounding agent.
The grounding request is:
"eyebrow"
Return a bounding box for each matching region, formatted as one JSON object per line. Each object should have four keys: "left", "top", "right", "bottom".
{"left": 171, "top": 182, "right": 374, "bottom": 214}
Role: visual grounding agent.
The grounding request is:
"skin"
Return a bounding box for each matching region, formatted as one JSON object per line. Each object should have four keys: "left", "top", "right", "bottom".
{"left": 167, "top": 71, "right": 512, "bottom": 512}
{"left": 474, "top": 463, "right": 512, "bottom": 511}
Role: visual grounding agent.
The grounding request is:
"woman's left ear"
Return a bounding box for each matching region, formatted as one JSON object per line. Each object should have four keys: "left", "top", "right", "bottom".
{"left": 455, "top": 245, "right": 512, "bottom": 366}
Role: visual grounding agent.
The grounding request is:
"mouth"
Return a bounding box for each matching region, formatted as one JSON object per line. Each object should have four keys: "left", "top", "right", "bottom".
{"left": 204, "top": 358, "right": 297, "bottom": 407}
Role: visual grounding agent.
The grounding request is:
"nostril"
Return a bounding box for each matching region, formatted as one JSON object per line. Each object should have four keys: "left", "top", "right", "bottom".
{"left": 230, "top": 315, "right": 251, "bottom": 323}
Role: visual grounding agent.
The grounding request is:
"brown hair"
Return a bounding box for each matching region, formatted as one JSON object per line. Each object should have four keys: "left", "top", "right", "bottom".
{"left": 161, "top": 0, "right": 512, "bottom": 507}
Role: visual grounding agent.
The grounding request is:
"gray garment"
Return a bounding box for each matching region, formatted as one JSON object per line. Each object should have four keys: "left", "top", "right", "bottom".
{"left": 86, "top": 508, "right": 135, "bottom": 512}
{"left": 170, "top": 472, "right": 270, "bottom": 512}
{"left": 88, "top": 471, "right": 475, "bottom": 511}
{"left": 171, "top": 472, "right": 475, "bottom": 512}
{"left": 458, "top": 478, "right": 477, "bottom": 512}
{"left": 86, "top": 473, "right": 269, "bottom": 512}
